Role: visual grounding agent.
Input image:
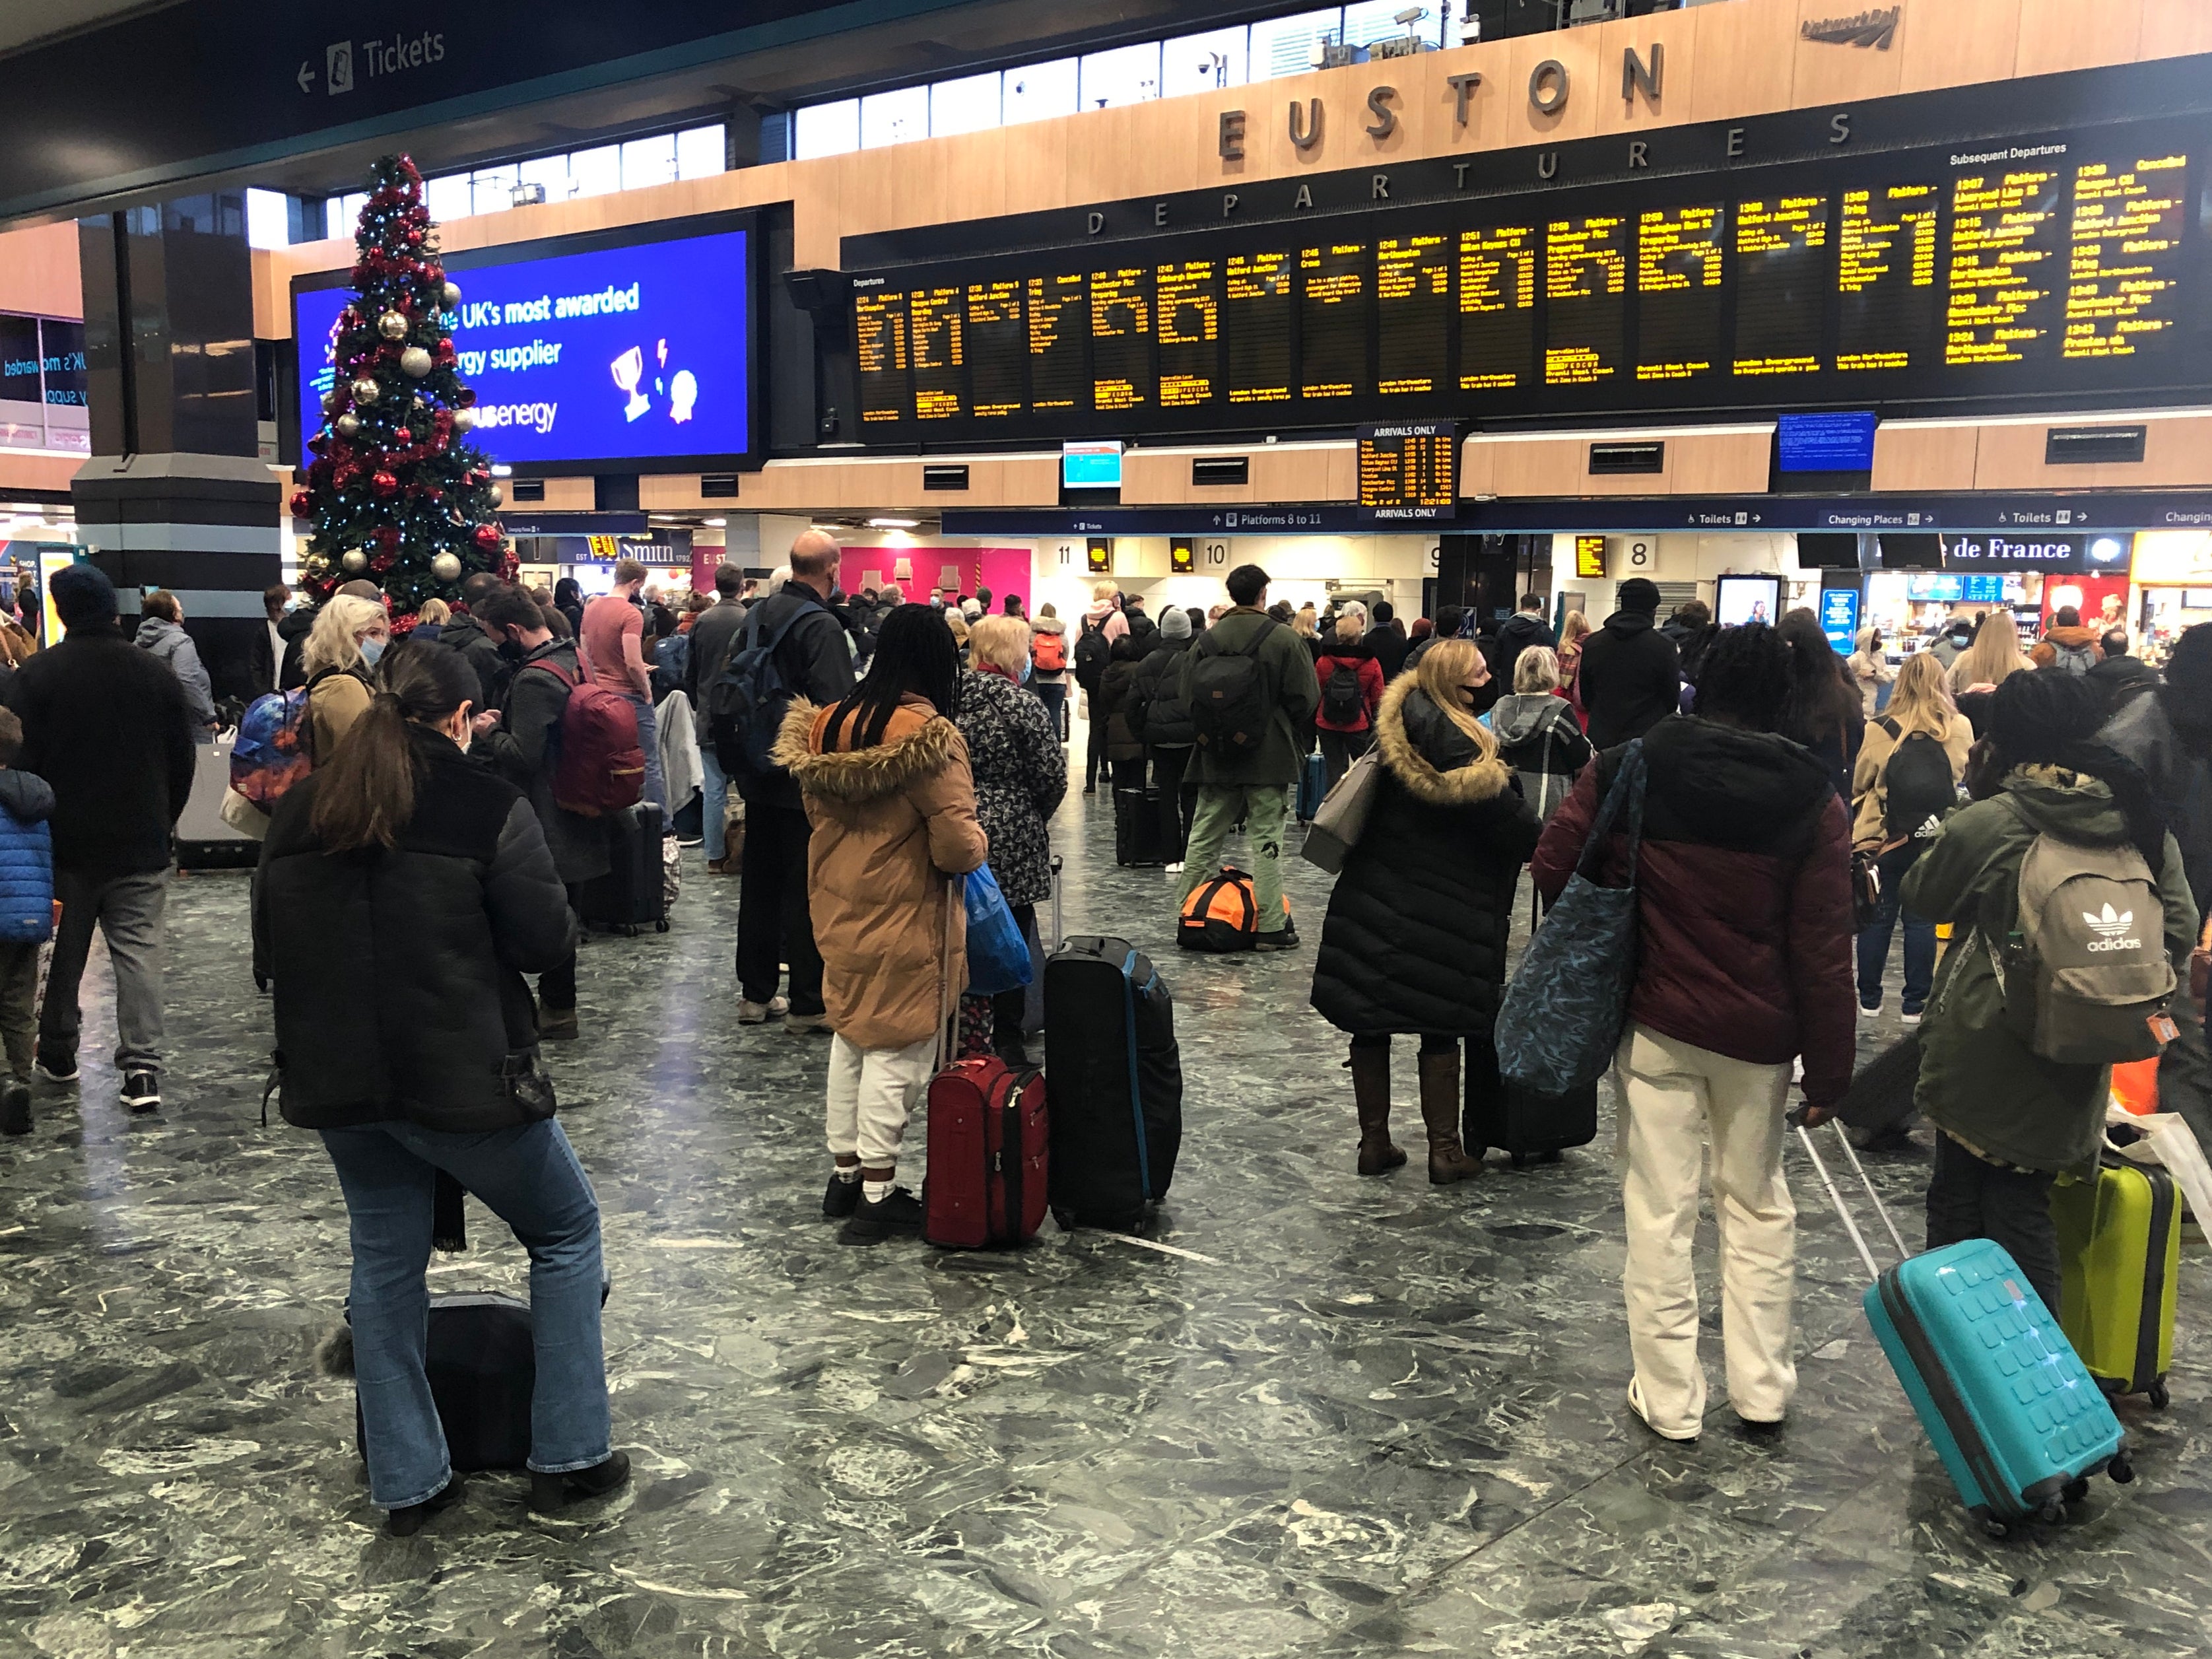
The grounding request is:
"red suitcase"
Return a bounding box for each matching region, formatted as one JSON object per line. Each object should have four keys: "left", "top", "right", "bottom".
{"left": 922, "top": 1058, "right": 1049, "bottom": 1249}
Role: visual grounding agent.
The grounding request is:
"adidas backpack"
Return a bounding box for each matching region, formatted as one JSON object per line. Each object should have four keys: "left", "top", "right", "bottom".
{"left": 1877, "top": 717, "right": 1958, "bottom": 842}
{"left": 1992, "top": 827, "right": 2174, "bottom": 1065}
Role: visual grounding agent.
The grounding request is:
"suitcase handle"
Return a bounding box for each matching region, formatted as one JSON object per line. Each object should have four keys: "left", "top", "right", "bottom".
{"left": 1790, "top": 1112, "right": 1911, "bottom": 1281}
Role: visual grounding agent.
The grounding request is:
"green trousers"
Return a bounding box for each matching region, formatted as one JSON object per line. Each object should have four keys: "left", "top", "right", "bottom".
{"left": 1179, "top": 784, "right": 1290, "bottom": 935}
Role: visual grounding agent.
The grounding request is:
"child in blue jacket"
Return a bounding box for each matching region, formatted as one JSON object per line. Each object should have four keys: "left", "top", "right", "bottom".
{"left": 0, "top": 705, "right": 55, "bottom": 1134}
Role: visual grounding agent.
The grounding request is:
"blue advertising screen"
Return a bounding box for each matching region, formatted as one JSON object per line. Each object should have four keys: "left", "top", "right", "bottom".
{"left": 1777, "top": 411, "right": 1877, "bottom": 473}
{"left": 1819, "top": 586, "right": 1860, "bottom": 652}
{"left": 294, "top": 218, "right": 756, "bottom": 471}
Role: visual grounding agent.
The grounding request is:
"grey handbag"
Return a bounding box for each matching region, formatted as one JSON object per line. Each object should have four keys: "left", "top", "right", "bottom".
{"left": 1300, "top": 745, "right": 1386, "bottom": 873}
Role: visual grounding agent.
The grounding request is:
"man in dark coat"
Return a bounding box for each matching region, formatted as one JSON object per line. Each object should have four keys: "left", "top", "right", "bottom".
{"left": 1494, "top": 593, "right": 1557, "bottom": 680}
{"left": 2087, "top": 629, "right": 2158, "bottom": 714}
{"left": 475, "top": 584, "right": 610, "bottom": 1041}
{"left": 6, "top": 563, "right": 195, "bottom": 1114}
{"left": 1578, "top": 578, "right": 1682, "bottom": 749}
{"left": 685, "top": 563, "right": 749, "bottom": 871}
{"left": 2104, "top": 623, "right": 2212, "bottom": 1145}
{"left": 1367, "top": 600, "right": 1411, "bottom": 680}
{"left": 439, "top": 570, "right": 514, "bottom": 714}
{"left": 730, "top": 533, "right": 857, "bottom": 1031}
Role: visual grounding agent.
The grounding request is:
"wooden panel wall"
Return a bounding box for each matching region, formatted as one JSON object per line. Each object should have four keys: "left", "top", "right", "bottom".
{"left": 0, "top": 223, "right": 82, "bottom": 318}
{"left": 1871, "top": 413, "right": 2212, "bottom": 492}
{"left": 1464, "top": 428, "right": 1770, "bottom": 497}
{"left": 253, "top": 0, "right": 2202, "bottom": 336}
{"left": 636, "top": 454, "right": 1061, "bottom": 513}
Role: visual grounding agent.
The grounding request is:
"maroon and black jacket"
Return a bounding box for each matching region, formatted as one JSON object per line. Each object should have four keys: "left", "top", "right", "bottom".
{"left": 1530, "top": 717, "right": 1857, "bottom": 1110}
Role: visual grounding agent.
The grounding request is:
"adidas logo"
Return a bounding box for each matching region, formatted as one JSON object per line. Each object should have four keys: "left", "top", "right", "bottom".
{"left": 2083, "top": 903, "right": 2141, "bottom": 951}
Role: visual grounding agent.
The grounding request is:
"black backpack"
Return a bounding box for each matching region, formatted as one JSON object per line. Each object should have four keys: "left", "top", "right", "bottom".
{"left": 1187, "top": 617, "right": 1281, "bottom": 755}
{"left": 1320, "top": 660, "right": 1365, "bottom": 727}
{"left": 1073, "top": 621, "right": 1112, "bottom": 692}
{"left": 1877, "top": 716, "right": 1957, "bottom": 840}
{"left": 710, "top": 594, "right": 821, "bottom": 777}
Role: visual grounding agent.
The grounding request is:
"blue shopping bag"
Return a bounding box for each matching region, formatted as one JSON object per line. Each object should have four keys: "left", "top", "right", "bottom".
{"left": 962, "top": 862, "right": 1033, "bottom": 996}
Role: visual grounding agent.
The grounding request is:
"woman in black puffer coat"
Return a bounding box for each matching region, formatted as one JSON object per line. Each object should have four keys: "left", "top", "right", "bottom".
{"left": 256, "top": 642, "right": 626, "bottom": 1535}
{"left": 1310, "top": 638, "right": 1542, "bottom": 1184}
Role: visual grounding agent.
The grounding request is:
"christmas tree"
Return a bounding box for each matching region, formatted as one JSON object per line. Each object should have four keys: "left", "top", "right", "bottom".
{"left": 292, "top": 153, "right": 510, "bottom": 621}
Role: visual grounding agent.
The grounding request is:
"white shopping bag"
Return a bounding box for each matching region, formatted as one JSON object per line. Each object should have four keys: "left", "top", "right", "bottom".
{"left": 2107, "top": 1104, "right": 2212, "bottom": 1228}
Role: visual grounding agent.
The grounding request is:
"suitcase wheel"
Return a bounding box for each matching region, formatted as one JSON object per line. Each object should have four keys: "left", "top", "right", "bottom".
{"left": 1051, "top": 1206, "right": 1076, "bottom": 1234}
{"left": 2149, "top": 1380, "right": 2171, "bottom": 1411}
{"left": 655, "top": 919, "right": 670, "bottom": 933}
{"left": 2035, "top": 1497, "right": 2066, "bottom": 1527}
{"left": 1976, "top": 1510, "right": 2009, "bottom": 1540}
{"left": 2109, "top": 1451, "right": 2135, "bottom": 1485}
{"left": 2062, "top": 1477, "right": 2091, "bottom": 1507}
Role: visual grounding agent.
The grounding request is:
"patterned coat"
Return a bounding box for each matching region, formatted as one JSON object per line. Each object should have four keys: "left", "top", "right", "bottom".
{"left": 954, "top": 668, "right": 1066, "bottom": 906}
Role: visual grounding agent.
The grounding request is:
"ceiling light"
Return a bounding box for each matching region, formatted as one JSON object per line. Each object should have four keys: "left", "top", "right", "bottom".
{"left": 867, "top": 517, "right": 920, "bottom": 529}
{"left": 703, "top": 518, "right": 726, "bottom": 527}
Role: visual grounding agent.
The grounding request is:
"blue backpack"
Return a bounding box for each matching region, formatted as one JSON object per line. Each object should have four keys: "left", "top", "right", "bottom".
{"left": 709, "top": 595, "right": 821, "bottom": 778}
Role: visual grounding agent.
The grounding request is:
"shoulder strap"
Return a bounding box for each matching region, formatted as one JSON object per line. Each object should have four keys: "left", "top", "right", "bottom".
{"left": 1877, "top": 716, "right": 1901, "bottom": 741}
{"left": 1577, "top": 738, "right": 1648, "bottom": 883}
{"left": 528, "top": 658, "right": 579, "bottom": 693}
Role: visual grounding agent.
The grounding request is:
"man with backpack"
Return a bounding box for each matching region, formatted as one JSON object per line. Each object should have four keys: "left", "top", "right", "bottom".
{"left": 1073, "top": 587, "right": 1122, "bottom": 794}
{"left": 684, "top": 564, "right": 749, "bottom": 873}
{"left": 2030, "top": 605, "right": 2102, "bottom": 675}
{"left": 1902, "top": 669, "right": 2195, "bottom": 1312}
{"left": 1173, "top": 564, "right": 1320, "bottom": 951}
{"left": 440, "top": 570, "right": 516, "bottom": 714}
{"left": 475, "top": 584, "right": 613, "bottom": 1040}
{"left": 718, "top": 530, "right": 855, "bottom": 1031}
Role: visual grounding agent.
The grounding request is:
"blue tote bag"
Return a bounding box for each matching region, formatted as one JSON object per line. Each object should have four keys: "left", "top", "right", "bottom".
{"left": 1496, "top": 739, "right": 1647, "bottom": 1095}
{"left": 962, "top": 862, "right": 1034, "bottom": 996}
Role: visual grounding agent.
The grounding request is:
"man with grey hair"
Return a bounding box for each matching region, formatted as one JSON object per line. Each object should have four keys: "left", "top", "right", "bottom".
{"left": 727, "top": 529, "right": 855, "bottom": 1031}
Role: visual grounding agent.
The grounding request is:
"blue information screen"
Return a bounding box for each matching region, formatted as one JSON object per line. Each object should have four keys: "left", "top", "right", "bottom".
{"left": 295, "top": 224, "right": 754, "bottom": 469}
{"left": 1819, "top": 587, "right": 1860, "bottom": 652}
{"left": 1778, "top": 411, "right": 1878, "bottom": 473}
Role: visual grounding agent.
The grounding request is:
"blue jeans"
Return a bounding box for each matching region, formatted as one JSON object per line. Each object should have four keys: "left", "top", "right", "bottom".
{"left": 700, "top": 741, "right": 729, "bottom": 862}
{"left": 627, "top": 693, "right": 667, "bottom": 812}
{"left": 320, "top": 1118, "right": 610, "bottom": 1509}
{"left": 1032, "top": 681, "right": 1066, "bottom": 741}
{"left": 1856, "top": 842, "right": 1933, "bottom": 1012}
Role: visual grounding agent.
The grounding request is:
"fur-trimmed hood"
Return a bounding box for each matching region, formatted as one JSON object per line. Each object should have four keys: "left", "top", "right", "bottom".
{"left": 771, "top": 696, "right": 960, "bottom": 803}
{"left": 1372, "top": 675, "right": 1513, "bottom": 806}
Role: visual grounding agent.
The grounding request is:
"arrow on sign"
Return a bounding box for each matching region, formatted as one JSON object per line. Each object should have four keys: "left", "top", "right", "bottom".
{"left": 297, "top": 60, "right": 315, "bottom": 93}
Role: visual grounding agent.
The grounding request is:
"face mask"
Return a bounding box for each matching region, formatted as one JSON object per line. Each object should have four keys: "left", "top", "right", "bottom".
{"left": 359, "top": 635, "right": 386, "bottom": 667}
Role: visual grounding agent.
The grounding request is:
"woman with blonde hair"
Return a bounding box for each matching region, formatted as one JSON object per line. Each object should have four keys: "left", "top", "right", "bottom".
{"left": 1309, "top": 638, "right": 1541, "bottom": 1184}
{"left": 1557, "top": 608, "right": 1593, "bottom": 728}
{"left": 411, "top": 597, "right": 451, "bottom": 644}
{"left": 1947, "top": 611, "right": 2032, "bottom": 738}
{"left": 1850, "top": 649, "right": 1972, "bottom": 1022}
{"left": 1487, "top": 643, "right": 1592, "bottom": 822}
{"left": 302, "top": 593, "right": 391, "bottom": 761}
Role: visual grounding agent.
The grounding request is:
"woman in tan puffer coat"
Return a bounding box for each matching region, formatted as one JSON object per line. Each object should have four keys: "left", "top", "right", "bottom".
{"left": 772, "top": 604, "right": 988, "bottom": 1244}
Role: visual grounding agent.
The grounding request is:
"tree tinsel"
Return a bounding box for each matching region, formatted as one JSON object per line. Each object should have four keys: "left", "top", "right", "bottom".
{"left": 292, "top": 152, "right": 512, "bottom": 622}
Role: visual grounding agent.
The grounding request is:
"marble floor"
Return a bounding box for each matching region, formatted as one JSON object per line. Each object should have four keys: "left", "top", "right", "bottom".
{"left": 3, "top": 776, "right": 2211, "bottom": 1659}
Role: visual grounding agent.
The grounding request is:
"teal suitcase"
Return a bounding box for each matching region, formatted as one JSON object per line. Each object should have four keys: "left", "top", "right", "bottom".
{"left": 1863, "top": 1240, "right": 2132, "bottom": 1534}
{"left": 1794, "top": 1123, "right": 2135, "bottom": 1536}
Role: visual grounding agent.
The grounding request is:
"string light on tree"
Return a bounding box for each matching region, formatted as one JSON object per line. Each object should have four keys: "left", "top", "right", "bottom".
{"left": 293, "top": 152, "right": 511, "bottom": 621}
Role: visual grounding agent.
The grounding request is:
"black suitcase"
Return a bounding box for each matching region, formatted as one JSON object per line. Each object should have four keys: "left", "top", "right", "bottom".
{"left": 574, "top": 803, "right": 669, "bottom": 934}
{"left": 1463, "top": 1029, "right": 1598, "bottom": 1165}
{"left": 1113, "top": 786, "right": 1163, "bottom": 867}
{"left": 1044, "top": 935, "right": 1183, "bottom": 1229}
{"left": 352, "top": 1293, "right": 534, "bottom": 1472}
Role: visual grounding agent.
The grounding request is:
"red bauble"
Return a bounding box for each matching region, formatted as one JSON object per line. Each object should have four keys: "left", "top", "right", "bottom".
{"left": 472, "top": 524, "right": 502, "bottom": 553}
{"left": 399, "top": 156, "right": 421, "bottom": 182}
{"left": 435, "top": 340, "right": 456, "bottom": 366}
{"left": 499, "top": 549, "right": 519, "bottom": 580}
{"left": 456, "top": 388, "right": 477, "bottom": 408}
{"left": 376, "top": 525, "right": 401, "bottom": 550}
{"left": 288, "top": 490, "right": 311, "bottom": 518}
{"left": 371, "top": 471, "right": 399, "bottom": 497}
{"left": 370, "top": 551, "right": 397, "bottom": 574}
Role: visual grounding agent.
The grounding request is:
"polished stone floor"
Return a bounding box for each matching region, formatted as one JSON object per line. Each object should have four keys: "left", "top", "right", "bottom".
{"left": 3, "top": 764, "right": 2211, "bottom": 1659}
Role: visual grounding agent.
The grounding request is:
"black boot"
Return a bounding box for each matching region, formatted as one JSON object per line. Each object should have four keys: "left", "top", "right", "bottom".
{"left": 386, "top": 1475, "right": 464, "bottom": 1537}
{"left": 1349, "top": 1046, "right": 1405, "bottom": 1176}
{"left": 529, "top": 1451, "right": 630, "bottom": 1514}
{"left": 0, "top": 1078, "right": 28, "bottom": 1135}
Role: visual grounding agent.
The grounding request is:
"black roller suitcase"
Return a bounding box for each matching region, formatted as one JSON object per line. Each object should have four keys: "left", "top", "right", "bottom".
{"left": 1044, "top": 935, "right": 1182, "bottom": 1229}
{"left": 574, "top": 803, "right": 669, "bottom": 934}
{"left": 1113, "top": 787, "right": 1164, "bottom": 867}
{"left": 1463, "top": 1028, "right": 1598, "bottom": 1166}
{"left": 350, "top": 1292, "right": 535, "bottom": 1472}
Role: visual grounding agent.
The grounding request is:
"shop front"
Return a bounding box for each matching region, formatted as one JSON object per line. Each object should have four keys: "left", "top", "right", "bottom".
{"left": 2128, "top": 532, "right": 2212, "bottom": 664}
{"left": 1857, "top": 531, "right": 2133, "bottom": 668}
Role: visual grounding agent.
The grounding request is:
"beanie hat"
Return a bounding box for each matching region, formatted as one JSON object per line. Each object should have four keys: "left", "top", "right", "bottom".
{"left": 51, "top": 562, "right": 118, "bottom": 630}
{"left": 1990, "top": 667, "right": 2106, "bottom": 764}
{"left": 1160, "top": 607, "right": 1191, "bottom": 641}
{"left": 960, "top": 597, "right": 982, "bottom": 621}
{"left": 1618, "top": 578, "right": 1661, "bottom": 615}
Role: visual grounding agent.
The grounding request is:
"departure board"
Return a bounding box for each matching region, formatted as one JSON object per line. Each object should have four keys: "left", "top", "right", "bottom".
{"left": 1546, "top": 216, "right": 1627, "bottom": 386}
{"left": 1459, "top": 224, "right": 1537, "bottom": 391}
{"left": 1376, "top": 234, "right": 1452, "bottom": 395}
{"left": 1300, "top": 242, "right": 1367, "bottom": 400}
{"left": 1636, "top": 204, "right": 1725, "bottom": 382}
{"left": 849, "top": 115, "right": 2205, "bottom": 438}
{"left": 1735, "top": 196, "right": 1827, "bottom": 377}
{"left": 1358, "top": 421, "right": 1458, "bottom": 522}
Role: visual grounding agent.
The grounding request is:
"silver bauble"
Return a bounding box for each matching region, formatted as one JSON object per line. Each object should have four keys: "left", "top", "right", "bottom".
{"left": 339, "top": 548, "right": 370, "bottom": 574}
{"left": 377, "top": 310, "right": 409, "bottom": 341}
{"left": 452, "top": 407, "right": 477, "bottom": 432}
{"left": 440, "top": 281, "right": 461, "bottom": 307}
{"left": 351, "top": 377, "right": 380, "bottom": 405}
{"left": 335, "top": 413, "right": 360, "bottom": 437}
{"left": 321, "top": 389, "right": 344, "bottom": 414}
{"left": 430, "top": 552, "right": 463, "bottom": 583}
{"left": 487, "top": 484, "right": 504, "bottom": 508}
{"left": 399, "top": 346, "right": 433, "bottom": 378}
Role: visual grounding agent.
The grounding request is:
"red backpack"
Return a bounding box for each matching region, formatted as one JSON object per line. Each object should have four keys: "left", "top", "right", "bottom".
{"left": 1032, "top": 629, "right": 1067, "bottom": 673}
{"left": 533, "top": 662, "right": 646, "bottom": 817}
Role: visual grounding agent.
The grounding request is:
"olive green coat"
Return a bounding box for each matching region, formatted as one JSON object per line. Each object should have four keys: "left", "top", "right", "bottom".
{"left": 1900, "top": 765, "right": 2196, "bottom": 1174}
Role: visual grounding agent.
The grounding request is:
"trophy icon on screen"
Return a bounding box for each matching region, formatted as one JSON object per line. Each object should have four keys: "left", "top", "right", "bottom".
{"left": 611, "top": 347, "right": 650, "bottom": 422}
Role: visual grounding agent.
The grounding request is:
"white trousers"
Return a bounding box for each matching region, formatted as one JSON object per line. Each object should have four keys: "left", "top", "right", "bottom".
{"left": 1616, "top": 1022, "right": 1798, "bottom": 1436}
{"left": 825, "top": 1031, "right": 937, "bottom": 1170}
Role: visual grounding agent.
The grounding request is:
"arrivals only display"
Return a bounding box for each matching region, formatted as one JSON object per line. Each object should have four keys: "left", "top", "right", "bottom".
{"left": 850, "top": 121, "right": 2204, "bottom": 440}
{"left": 294, "top": 213, "right": 760, "bottom": 473}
